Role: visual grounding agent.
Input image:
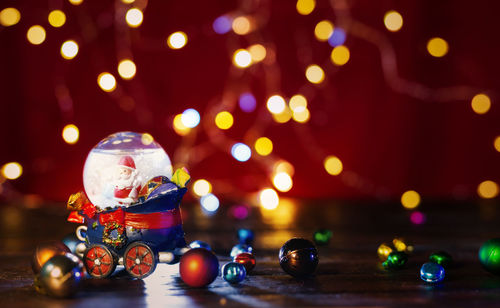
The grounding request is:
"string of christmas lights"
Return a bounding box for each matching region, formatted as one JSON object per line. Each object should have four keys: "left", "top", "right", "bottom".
{"left": 0, "top": 0, "right": 498, "bottom": 218}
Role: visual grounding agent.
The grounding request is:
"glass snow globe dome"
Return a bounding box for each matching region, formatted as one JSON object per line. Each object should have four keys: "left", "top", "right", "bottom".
{"left": 83, "top": 132, "right": 173, "bottom": 209}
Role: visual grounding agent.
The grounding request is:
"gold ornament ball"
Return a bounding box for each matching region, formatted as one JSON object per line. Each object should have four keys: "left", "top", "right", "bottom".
{"left": 32, "top": 241, "right": 71, "bottom": 274}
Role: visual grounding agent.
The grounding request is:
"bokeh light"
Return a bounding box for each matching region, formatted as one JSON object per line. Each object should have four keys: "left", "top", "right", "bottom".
{"left": 292, "top": 108, "right": 310, "bottom": 123}
{"left": 427, "top": 37, "right": 448, "bottom": 57}
{"left": 401, "top": 190, "right": 421, "bottom": 209}
{"left": 230, "top": 204, "right": 250, "bottom": 220}
{"left": 494, "top": 136, "right": 500, "bottom": 152}
{"left": 274, "top": 160, "right": 295, "bottom": 176}
{"left": 267, "top": 95, "right": 286, "bottom": 114}
{"left": 410, "top": 211, "right": 426, "bottom": 225}
{"left": 231, "top": 143, "right": 252, "bottom": 162}
{"left": 193, "top": 179, "right": 212, "bottom": 197}
{"left": 181, "top": 108, "right": 200, "bottom": 128}
{"left": 215, "top": 111, "right": 234, "bottom": 130}
{"left": 328, "top": 28, "right": 346, "bottom": 47}
{"left": 68, "top": 0, "right": 83, "bottom": 5}
{"left": 117, "top": 59, "right": 137, "bottom": 80}
{"left": 305, "top": 65, "right": 325, "bottom": 84}
{"left": 141, "top": 133, "right": 154, "bottom": 145}
{"left": 232, "top": 16, "right": 251, "bottom": 35}
{"left": 121, "top": 0, "right": 135, "bottom": 3}
{"left": 477, "top": 180, "right": 499, "bottom": 199}
{"left": 173, "top": 114, "right": 191, "bottom": 136}
{"left": 384, "top": 10, "right": 403, "bottom": 32}
{"left": 233, "top": 49, "right": 252, "bottom": 68}
{"left": 2, "top": 162, "right": 23, "bottom": 180}
{"left": 213, "top": 15, "right": 232, "bottom": 34}
{"left": 125, "top": 8, "right": 143, "bottom": 28}
{"left": 330, "top": 45, "right": 350, "bottom": 66}
{"left": 273, "top": 172, "right": 293, "bottom": 192}
{"left": 239, "top": 93, "right": 256, "bottom": 112}
{"left": 289, "top": 94, "right": 307, "bottom": 112}
{"left": 471, "top": 93, "right": 491, "bottom": 114}
{"left": 97, "top": 72, "right": 117, "bottom": 92}
{"left": 60, "top": 40, "right": 79, "bottom": 60}
{"left": 167, "top": 31, "right": 188, "bottom": 49}
{"left": 26, "top": 25, "right": 46, "bottom": 45}
{"left": 0, "top": 8, "right": 21, "bottom": 27}
{"left": 324, "top": 156, "right": 343, "bottom": 175}
{"left": 62, "top": 124, "right": 79, "bottom": 144}
{"left": 296, "top": 0, "right": 315, "bottom": 15}
{"left": 248, "top": 44, "right": 267, "bottom": 62}
{"left": 272, "top": 108, "right": 293, "bottom": 123}
{"left": 200, "top": 193, "right": 220, "bottom": 212}
{"left": 254, "top": 137, "right": 273, "bottom": 156}
{"left": 259, "top": 188, "right": 279, "bottom": 210}
{"left": 48, "top": 10, "right": 66, "bottom": 28}
{"left": 314, "top": 20, "right": 334, "bottom": 42}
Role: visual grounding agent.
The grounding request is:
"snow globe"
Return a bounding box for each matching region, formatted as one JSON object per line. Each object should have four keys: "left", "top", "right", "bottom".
{"left": 66, "top": 131, "right": 190, "bottom": 279}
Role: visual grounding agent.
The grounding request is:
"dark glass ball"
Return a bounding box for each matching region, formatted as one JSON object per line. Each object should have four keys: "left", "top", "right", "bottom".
{"left": 222, "top": 262, "right": 246, "bottom": 284}
{"left": 32, "top": 241, "right": 71, "bottom": 274}
{"left": 279, "top": 238, "right": 318, "bottom": 278}
{"left": 382, "top": 251, "right": 408, "bottom": 270}
{"left": 37, "top": 253, "right": 84, "bottom": 298}
{"left": 479, "top": 238, "right": 500, "bottom": 274}
{"left": 429, "top": 251, "right": 453, "bottom": 268}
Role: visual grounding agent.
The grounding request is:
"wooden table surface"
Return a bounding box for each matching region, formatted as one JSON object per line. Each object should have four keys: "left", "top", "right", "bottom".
{"left": 1, "top": 199, "right": 500, "bottom": 307}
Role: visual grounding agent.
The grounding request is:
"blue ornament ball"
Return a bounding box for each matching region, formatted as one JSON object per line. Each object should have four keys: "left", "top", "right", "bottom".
{"left": 420, "top": 262, "right": 445, "bottom": 283}
{"left": 230, "top": 244, "right": 252, "bottom": 258}
{"left": 237, "top": 228, "right": 254, "bottom": 245}
{"left": 222, "top": 262, "right": 247, "bottom": 284}
{"left": 62, "top": 233, "right": 83, "bottom": 255}
{"left": 189, "top": 240, "right": 212, "bottom": 251}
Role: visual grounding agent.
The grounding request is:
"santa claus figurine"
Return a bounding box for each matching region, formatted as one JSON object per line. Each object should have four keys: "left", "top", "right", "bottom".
{"left": 113, "top": 155, "right": 141, "bottom": 206}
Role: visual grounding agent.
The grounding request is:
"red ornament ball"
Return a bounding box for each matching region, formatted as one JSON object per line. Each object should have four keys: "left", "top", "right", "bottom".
{"left": 233, "top": 252, "right": 256, "bottom": 273}
{"left": 179, "top": 248, "right": 219, "bottom": 287}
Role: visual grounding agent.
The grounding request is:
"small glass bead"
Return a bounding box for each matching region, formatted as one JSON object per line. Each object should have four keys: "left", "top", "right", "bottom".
{"left": 230, "top": 244, "right": 252, "bottom": 257}
{"left": 382, "top": 251, "right": 408, "bottom": 270}
{"left": 313, "top": 229, "right": 333, "bottom": 246}
{"left": 420, "top": 262, "right": 445, "bottom": 283}
{"left": 429, "top": 251, "right": 452, "bottom": 268}
{"left": 222, "top": 262, "right": 246, "bottom": 284}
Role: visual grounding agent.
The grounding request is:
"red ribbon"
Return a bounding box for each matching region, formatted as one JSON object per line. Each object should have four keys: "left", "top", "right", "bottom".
{"left": 99, "top": 207, "right": 125, "bottom": 225}
{"left": 98, "top": 207, "right": 182, "bottom": 230}
{"left": 67, "top": 211, "right": 84, "bottom": 223}
{"left": 125, "top": 209, "right": 182, "bottom": 229}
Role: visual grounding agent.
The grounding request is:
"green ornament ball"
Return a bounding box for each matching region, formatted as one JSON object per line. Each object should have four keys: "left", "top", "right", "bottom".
{"left": 429, "top": 251, "right": 453, "bottom": 268}
{"left": 382, "top": 251, "right": 408, "bottom": 270}
{"left": 479, "top": 238, "right": 500, "bottom": 274}
{"left": 313, "top": 229, "right": 332, "bottom": 246}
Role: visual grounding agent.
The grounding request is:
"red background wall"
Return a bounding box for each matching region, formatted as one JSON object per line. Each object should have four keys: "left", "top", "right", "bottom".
{"left": 0, "top": 0, "right": 498, "bottom": 202}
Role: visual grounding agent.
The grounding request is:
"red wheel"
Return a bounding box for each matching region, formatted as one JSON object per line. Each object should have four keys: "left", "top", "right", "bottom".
{"left": 124, "top": 242, "right": 157, "bottom": 279}
{"left": 83, "top": 244, "right": 116, "bottom": 278}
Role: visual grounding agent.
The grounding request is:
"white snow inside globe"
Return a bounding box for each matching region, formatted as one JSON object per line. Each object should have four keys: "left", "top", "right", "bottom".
{"left": 83, "top": 132, "right": 173, "bottom": 209}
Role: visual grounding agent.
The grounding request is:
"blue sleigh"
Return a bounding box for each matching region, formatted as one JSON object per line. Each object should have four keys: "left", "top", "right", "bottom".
{"left": 71, "top": 179, "right": 188, "bottom": 279}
